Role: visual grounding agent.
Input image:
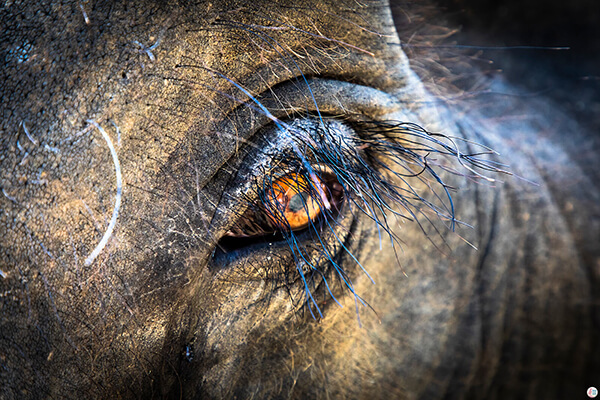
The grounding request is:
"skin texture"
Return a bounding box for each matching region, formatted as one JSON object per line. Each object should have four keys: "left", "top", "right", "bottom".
{"left": 1, "top": 1, "right": 598, "bottom": 399}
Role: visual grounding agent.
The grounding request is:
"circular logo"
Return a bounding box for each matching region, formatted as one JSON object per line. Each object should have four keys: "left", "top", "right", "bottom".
{"left": 589, "top": 387, "right": 599, "bottom": 398}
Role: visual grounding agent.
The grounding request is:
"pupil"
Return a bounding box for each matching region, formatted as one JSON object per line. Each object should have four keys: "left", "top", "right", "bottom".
{"left": 288, "top": 192, "right": 310, "bottom": 213}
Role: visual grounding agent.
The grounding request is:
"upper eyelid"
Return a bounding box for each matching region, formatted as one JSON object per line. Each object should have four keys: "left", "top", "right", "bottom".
{"left": 215, "top": 76, "right": 406, "bottom": 146}
{"left": 195, "top": 77, "right": 408, "bottom": 240}
{"left": 194, "top": 76, "right": 404, "bottom": 196}
{"left": 257, "top": 78, "right": 405, "bottom": 120}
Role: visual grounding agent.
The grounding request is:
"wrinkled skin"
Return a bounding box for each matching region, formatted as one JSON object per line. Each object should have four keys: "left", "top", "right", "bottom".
{"left": 1, "top": 1, "right": 599, "bottom": 399}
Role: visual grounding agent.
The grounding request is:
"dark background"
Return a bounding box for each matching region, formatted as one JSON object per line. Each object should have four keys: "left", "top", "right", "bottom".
{"left": 431, "top": 0, "right": 600, "bottom": 132}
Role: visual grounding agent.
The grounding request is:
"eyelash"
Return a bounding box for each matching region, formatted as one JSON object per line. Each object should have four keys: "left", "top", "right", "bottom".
{"left": 218, "top": 116, "right": 505, "bottom": 319}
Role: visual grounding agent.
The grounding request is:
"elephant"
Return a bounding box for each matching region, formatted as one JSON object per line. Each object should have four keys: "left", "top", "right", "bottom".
{"left": 1, "top": 0, "right": 598, "bottom": 399}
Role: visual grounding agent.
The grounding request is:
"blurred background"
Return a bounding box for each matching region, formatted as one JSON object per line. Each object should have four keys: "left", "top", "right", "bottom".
{"left": 393, "top": 0, "right": 600, "bottom": 136}
{"left": 437, "top": 0, "right": 600, "bottom": 129}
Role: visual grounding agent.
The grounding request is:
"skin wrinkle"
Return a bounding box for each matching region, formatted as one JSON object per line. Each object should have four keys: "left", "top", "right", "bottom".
{"left": 0, "top": 0, "right": 598, "bottom": 399}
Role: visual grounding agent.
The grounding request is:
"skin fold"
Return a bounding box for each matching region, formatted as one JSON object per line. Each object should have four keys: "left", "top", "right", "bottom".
{"left": 0, "top": 1, "right": 598, "bottom": 399}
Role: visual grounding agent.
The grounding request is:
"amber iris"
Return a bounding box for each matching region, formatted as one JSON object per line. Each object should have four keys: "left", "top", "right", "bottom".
{"left": 266, "top": 173, "right": 327, "bottom": 230}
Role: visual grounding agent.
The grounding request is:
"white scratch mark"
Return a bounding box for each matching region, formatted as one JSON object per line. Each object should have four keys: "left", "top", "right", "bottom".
{"left": 80, "top": 3, "right": 90, "bottom": 24}
{"left": 133, "top": 30, "right": 164, "bottom": 61}
{"left": 110, "top": 120, "right": 121, "bottom": 146}
{"left": 81, "top": 199, "right": 102, "bottom": 231}
{"left": 0, "top": 269, "right": 6, "bottom": 279}
{"left": 63, "top": 124, "right": 93, "bottom": 143}
{"left": 16, "top": 140, "right": 23, "bottom": 152}
{"left": 84, "top": 120, "right": 123, "bottom": 266}
{"left": 2, "top": 188, "right": 17, "bottom": 203}
{"left": 133, "top": 41, "right": 156, "bottom": 61}
{"left": 21, "top": 122, "right": 38, "bottom": 145}
{"left": 39, "top": 240, "right": 55, "bottom": 259}
{"left": 19, "top": 152, "right": 29, "bottom": 166}
{"left": 44, "top": 144, "right": 60, "bottom": 153}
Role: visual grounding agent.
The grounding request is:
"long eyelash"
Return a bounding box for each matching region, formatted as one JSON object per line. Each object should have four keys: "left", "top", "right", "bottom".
{"left": 174, "top": 56, "right": 506, "bottom": 319}
{"left": 233, "top": 117, "right": 508, "bottom": 320}
{"left": 172, "top": 19, "right": 507, "bottom": 318}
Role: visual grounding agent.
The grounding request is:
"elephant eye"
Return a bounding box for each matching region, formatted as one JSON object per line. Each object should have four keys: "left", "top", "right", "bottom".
{"left": 266, "top": 173, "right": 326, "bottom": 231}
{"left": 224, "top": 170, "right": 344, "bottom": 239}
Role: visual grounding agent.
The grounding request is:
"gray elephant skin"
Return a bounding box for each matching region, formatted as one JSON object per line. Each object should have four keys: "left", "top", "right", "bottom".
{"left": 1, "top": 1, "right": 598, "bottom": 399}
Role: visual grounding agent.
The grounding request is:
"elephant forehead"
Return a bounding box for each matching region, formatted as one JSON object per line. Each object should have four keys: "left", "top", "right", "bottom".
{"left": 1, "top": 0, "right": 402, "bottom": 134}
{"left": 1, "top": 0, "right": 407, "bottom": 202}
